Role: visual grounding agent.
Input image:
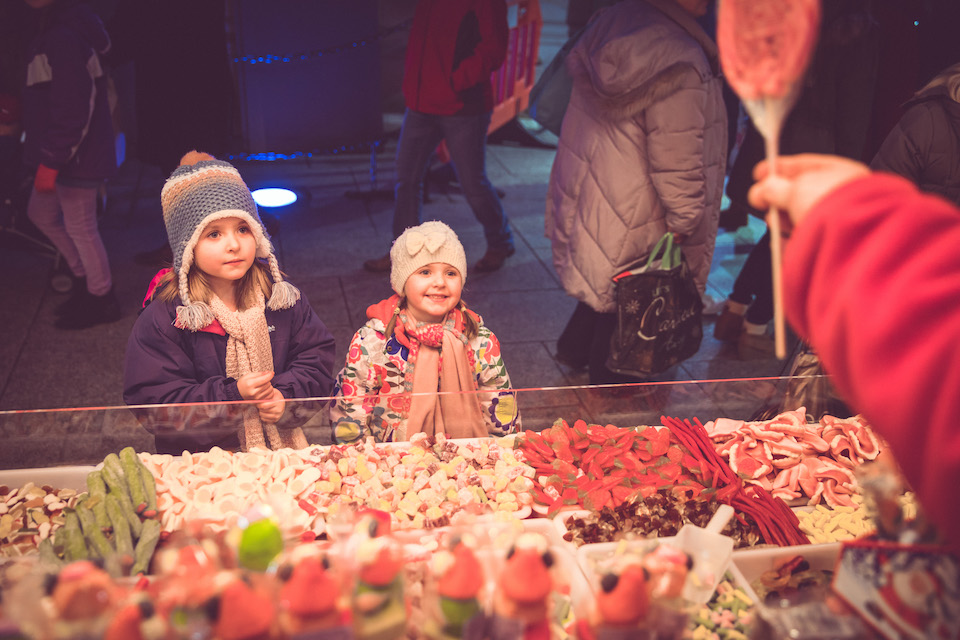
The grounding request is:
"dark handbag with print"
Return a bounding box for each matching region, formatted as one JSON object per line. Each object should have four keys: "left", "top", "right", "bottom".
{"left": 607, "top": 233, "right": 703, "bottom": 377}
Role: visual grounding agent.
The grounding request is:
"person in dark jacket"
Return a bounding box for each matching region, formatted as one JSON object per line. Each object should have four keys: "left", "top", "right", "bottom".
{"left": 123, "top": 152, "right": 336, "bottom": 455}
{"left": 22, "top": 0, "right": 119, "bottom": 330}
{"left": 364, "top": 0, "right": 516, "bottom": 274}
{"left": 871, "top": 60, "right": 960, "bottom": 206}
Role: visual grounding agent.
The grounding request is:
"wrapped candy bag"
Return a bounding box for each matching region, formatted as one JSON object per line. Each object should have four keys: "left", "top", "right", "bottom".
{"left": 275, "top": 545, "right": 353, "bottom": 639}
{"left": 104, "top": 589, "right": 169, "bottom": 640}
{"left": 206, "top": 570, "right": 278, "bottom": 640}
{"left": 855, "top": 461, "right": 937, "bottom": 545}
{"left": 576, "top": 560, "right": 652, "bottom": 639}
{"left": 489, "top": 531, "right": 557, "bottom": 640}
{"left": 422, "top": 535, "right": 488, "bottom": 640}
{"left": 151, "top": 521, "right": 230, "bottom": 639}
{"left": 577, "top": 540, "right": 696, "bottom": 639}
{"left": 348, "top": 512, "right": 407, "bottom": 640}
{"left": 7, "top": 559, "right": 123, "bottom": 640}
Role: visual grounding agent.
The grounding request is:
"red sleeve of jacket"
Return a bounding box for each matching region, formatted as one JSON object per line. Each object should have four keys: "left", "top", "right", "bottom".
{"left": 783, "top": 172, "right": 960, "bottom": 550}
{"left": 450, "top": 0, "right": 508, "bottom": 92}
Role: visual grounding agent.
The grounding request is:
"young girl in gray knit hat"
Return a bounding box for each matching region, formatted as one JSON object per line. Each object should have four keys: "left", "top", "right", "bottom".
{"left": 330, "top": 220, "right": 520, "bottom": 444}
{"left": 123, "top": 152, "right": 336, "bottom": 454}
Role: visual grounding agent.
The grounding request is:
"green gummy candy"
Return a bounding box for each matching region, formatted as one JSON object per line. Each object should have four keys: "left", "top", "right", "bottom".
{"left": 237, "top": 519, "right": 284, "bottom": 572}
{"left": 76, "top": 503, "right": 114, "bottom": 560}
{"left": 139, "top": 460, "right": 158, "bottom": 512}
{"left": 38, "top": 538, "right": 62, "bottom": 568}
{"left": 106, "top": 494, "right": 135, "bottom": 561}
{"left": 132, "top": 519, "right": 161, "bottom": 576}
{"left": 120, "top": 447, "right": 148, "bottom": 510}
{"left": 62, "top": 512, "right": 88, "bottom": 561}
{"left": 85, "top": 471, "right": 111, "bottom": 530}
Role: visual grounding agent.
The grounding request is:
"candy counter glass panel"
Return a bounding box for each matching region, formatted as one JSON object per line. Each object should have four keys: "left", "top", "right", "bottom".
{"left": 0, "top": 375, "right": 844, "bottom": 470}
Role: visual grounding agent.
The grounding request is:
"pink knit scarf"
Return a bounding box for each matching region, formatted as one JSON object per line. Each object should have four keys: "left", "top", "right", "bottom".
{"left": 209, "top": 292, "right": 307, "bottom": 451}
{"left": 401, "top": 313, "right": 487, "bottom": 440}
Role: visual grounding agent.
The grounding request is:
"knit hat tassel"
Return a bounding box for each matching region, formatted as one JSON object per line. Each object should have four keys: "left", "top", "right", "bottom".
{"left": 175, "top": 301, "right": 215, "bottom": 331}
{"left": 266, "top": 254, "right": 300, "bottom": 310}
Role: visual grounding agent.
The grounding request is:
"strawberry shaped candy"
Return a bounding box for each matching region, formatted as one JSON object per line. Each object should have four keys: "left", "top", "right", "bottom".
{"left": 490, "top": 532, "right": 554, "bottom": 640}
{"left": 425, "top": 537, "right": 487, "bottom": 640}
{"left": 596, "top": 563, "right": 651, "bottom": 627}
{"left": 352, "top": 535, "right": 406, "bottom": 640}
{"left": 277, "top": 553, "right": 352, "bottom": 638}
{"left": 208, "top": 574, "right": 277, "bottom": 640}
{"left": 105, "top": 596, "right": 169, "bottom": 640}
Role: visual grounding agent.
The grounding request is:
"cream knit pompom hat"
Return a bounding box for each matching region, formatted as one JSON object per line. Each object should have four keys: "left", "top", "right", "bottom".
{"left": 390, "top": 221, "right": 467, "bottom": 295}
{"left": 160, "top": 151, "right": 300, "bottom": 330}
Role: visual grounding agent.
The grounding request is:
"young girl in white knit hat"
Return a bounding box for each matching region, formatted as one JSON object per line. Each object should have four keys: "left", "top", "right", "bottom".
{"left": 123, "top": 152, "right": 336, "bottom": 454}
{"left": 330, "top": 220, "right": 520, "bottom": 443}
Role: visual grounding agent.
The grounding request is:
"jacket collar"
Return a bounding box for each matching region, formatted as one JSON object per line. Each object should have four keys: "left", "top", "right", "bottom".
{"left": 143, "top": 267, "right": 227, "bottom": 336}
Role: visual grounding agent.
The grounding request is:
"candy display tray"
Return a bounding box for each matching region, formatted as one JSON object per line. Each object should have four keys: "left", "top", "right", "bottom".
{"left": 0, "top": 466, "right": 93, "bottom": 492}
{"left": 728, "top": 542, "right": 841, "bottom": 610}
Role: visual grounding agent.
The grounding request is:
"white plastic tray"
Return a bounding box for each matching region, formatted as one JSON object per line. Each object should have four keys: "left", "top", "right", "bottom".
{"left": 0, "top": 466, "right": 94, "bottom": 492}
{"left": 728, "top": 542, "right": 841, "bottom": 610}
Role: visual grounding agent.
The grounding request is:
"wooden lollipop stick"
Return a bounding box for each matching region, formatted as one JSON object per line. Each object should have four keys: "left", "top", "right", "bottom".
{"left": 763, "top": 106, "right": 787, "bottom": 360}
{"left": 767, "top": 209, "right": 787, "bottom": 359}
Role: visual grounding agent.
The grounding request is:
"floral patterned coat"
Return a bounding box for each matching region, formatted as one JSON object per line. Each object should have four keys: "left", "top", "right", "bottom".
{"left": 329, "top": 299, "right": 520, "bottom": 443}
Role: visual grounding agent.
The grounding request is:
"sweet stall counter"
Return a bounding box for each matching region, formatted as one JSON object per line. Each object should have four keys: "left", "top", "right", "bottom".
{"left": 0, "top": 377, "right": 954, "bottom": 639}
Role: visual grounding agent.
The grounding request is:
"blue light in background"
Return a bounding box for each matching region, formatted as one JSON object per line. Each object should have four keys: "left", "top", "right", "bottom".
{"left": 252, "top": 188, "right": 298, "bottom": 208}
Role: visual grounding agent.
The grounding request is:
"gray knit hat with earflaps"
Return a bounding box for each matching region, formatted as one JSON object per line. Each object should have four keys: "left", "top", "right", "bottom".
{"left": 160, "top": 151, "right": 300, "bottom": 331}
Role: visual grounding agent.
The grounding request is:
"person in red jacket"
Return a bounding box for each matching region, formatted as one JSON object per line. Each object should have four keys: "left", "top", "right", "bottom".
{"left": 364, "top": 0, "right": 516, "bottom": 274}
{"left": 748, "top": 153, "right": 960, "bottom": 552}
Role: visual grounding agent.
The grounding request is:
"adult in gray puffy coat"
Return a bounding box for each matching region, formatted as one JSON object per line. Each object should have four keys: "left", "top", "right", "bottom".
{"left": 871, "top": 61, "right": 960, "bottom": 206}
{"left": 546, "top": 0, "right": 726, "bottom": 384}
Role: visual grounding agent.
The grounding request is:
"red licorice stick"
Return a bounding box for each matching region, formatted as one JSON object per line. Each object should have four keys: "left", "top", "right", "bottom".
{"left": 661, "top": 417, "right": 717, "bottom": 486}
{"left": 693, "top": 417, "right": 739, "bottom": 485}
{"left": 732, "top": 495, "right": 778, "bottom": 545}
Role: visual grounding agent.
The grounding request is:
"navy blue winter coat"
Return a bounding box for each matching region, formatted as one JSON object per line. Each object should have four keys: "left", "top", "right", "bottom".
{"left": 22, "top": 0, "right": 116, "bottom": 183}
{"left": 123, "top": 294, "right": 336, "bottom": 453}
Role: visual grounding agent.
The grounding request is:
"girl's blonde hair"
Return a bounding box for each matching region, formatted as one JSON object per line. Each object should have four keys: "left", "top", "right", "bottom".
{"left": 384, "top": 298, "right": 479, "bottom": 342}
{"left": 152, "top": 259, "right": 274, "bottom": 310}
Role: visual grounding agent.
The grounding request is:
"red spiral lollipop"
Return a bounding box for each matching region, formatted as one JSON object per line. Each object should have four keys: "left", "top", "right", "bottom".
{"left": 718, "top": 0, "right": 821, "bottom": 102}
{"left": 717, "top": 0, "right": 821, "bottom": 360}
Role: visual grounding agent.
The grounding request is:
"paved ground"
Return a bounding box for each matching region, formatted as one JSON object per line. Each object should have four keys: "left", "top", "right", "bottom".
{"left": 0, "top": 1, "right": 802, "bottom": 468}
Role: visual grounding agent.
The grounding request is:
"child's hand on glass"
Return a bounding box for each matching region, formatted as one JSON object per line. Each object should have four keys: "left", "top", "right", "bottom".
{"left": 256, "top": 387, "right": 286, "bottom": 424}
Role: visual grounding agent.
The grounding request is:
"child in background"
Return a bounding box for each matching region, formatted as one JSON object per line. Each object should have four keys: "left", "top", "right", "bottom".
{"left": 22, "top": 0, "right": 119, "bottom": 330}
{"left": 331, "top": 221, "right": 520, "bottom": 443}
{"left": 123, "top": 151, "right": 336, "bottom": 454}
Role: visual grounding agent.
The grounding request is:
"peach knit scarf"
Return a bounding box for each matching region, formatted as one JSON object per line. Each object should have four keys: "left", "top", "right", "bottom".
{"left": 401, "top": 313, "right": 487, "bottom": 440}
{"left": 210, "top": 292, "right": 307, "bottom": 451}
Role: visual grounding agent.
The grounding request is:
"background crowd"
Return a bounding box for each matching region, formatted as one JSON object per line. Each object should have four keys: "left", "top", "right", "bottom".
{"left": 0, "top": 0, "right": 958, "bottom": 425}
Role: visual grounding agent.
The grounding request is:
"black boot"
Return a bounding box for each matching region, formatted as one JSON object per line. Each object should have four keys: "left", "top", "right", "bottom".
{"left": 55, "top": 288, "right": 121, "bottom": 330}
{"left": 54, "top": 276, "right": 88, "bottom": 316}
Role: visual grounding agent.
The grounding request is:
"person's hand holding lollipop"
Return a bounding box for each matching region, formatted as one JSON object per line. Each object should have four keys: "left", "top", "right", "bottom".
{"left": 747, "top": 154, "right": 871, "bottom": 233}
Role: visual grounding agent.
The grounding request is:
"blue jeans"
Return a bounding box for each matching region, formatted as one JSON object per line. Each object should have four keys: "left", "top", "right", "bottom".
{"left": 393, "top": 109, "right": 513, "bottom": 250}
